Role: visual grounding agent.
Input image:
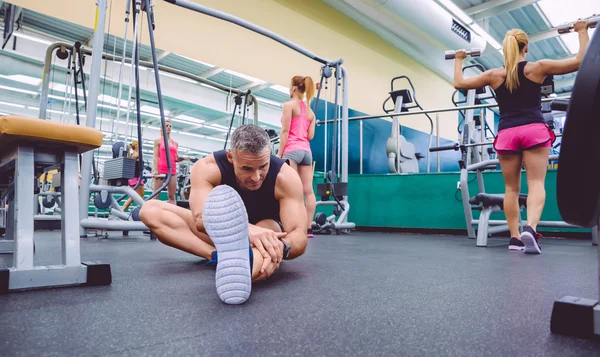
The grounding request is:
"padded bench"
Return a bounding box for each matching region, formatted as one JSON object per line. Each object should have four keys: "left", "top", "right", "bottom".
{"left": 469, "top": 193, "right": 528, "bottom": 247}
{"left": 0, "top": 115, "right": 111, "bottom": 293}
{"left": 469, "top": 193, "right": 528, "bottom": 210}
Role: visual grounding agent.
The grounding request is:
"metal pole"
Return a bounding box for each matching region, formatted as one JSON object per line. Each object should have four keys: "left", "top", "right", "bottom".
{"left": 40, "top": 43, "right": 261, "bottom": 122}
{"left": 164, "top": 0, "right": 338, "bottom": 66}
{"left": 436, "top": 114, "right": 440, "bottom": 172}
{"left": 320, "top": 96, "right": 570, "bottom": 124}
{"left": 79, "top": 0, "right": 108, "bottom": 237}
{"left": 39, "top": 42, "right": 73, "bottom": 119}
{"left": 360, "top": 119, "right": 363, "bottom": 175}
{"left": 323, "top": 89, "right": 328, "bottom": 174}
{"left": 341, "top": 66, "right": 349, "bottom": 184}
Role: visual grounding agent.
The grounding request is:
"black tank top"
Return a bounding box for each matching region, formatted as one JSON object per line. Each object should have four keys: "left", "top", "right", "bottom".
{"left": 213, "top": 149, "right": 285, "bottom": 224}
{"left": 494, "top": 61, "right": 544, "bottom": 131}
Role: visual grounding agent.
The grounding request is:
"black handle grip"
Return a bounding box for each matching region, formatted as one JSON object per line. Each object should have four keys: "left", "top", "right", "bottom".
{"left": 429, "top": 143, "right": 459, "bottom": 152}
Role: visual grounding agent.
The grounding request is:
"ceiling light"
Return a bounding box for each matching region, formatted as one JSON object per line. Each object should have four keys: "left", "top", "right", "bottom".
{"left": 0, "top": 74, "right": 42, "bottom": 86}
{"left": 178, "top": 132, "right": 206, "bottom": 138}
{"left": 98, "top": 94, "right": 129, "bottom": 107}
{"left": 205, "top": 136, "right": 226, "bottom": 142}
{"left": 175, "top": 114, "right": 205, "bottom": 124}
{"left": 0, "top": 84, "right": 38, "bottom": 96}
{"left": 50, "top": 82, "right": 85, "bottom": 97}
{"left": 204, "top": 125, "right": 228, "bottom": 133}
{"left": 140, "top": 105, "right": 171, "bottom": 116}
{"left": 12, "top": 32, "right": 53, "bottom": 45}
{"left": 0, "top": 101, "right": 25, "bottom": 108}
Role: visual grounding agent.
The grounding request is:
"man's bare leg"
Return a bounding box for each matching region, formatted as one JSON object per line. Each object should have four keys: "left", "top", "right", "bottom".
{"left": 139, "top": 200, "right": 215, "bottom": 260}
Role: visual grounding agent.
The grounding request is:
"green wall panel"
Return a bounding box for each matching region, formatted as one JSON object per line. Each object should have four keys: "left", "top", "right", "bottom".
{"left": 315, "top": 169, "right": 587, "bottom": 234}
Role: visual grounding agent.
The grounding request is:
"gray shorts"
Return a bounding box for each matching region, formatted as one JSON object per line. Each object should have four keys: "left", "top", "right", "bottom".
{"left": 282, "top": 150, "right": 312, "bottom": 166}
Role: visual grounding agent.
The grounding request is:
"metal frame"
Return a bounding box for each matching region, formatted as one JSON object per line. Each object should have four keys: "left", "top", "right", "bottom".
{"left": 0, "top": 145, "right": 92, "bottom": 290}
{"left": 461, "top": 154, "right": 598, "bottom": 246}
{"left": 39, "top": 45, "right": 260, "bottom": 124}
{"left": 319, "top": 96, "right": 570, "bottom": 124}
{"left": 163, "top": 0, "right": 354, "bottom": 232}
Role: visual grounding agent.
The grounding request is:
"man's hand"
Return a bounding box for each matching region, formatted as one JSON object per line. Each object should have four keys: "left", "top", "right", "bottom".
{"left": 249, "top": 225, "right": 285, "bottom": 271}
{"left": 254, "top": 255, "right": 281, "bottom": 281}
{"left": 455, "top": 49, "right": 467, "bottom": 60}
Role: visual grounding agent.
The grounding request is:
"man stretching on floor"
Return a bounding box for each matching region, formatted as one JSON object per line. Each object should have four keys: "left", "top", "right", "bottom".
{"left": 140, "top": 124, "right": 308, "bottom": 304}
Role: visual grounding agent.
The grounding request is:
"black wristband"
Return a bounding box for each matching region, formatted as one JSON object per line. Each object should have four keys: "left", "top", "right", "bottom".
{"left": 281, "top": 238, "right": 291, "bottom": 260}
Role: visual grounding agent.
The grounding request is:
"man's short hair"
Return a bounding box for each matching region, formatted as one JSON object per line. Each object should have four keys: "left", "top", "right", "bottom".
{"left": 230, "top": 124, "right": 271, "bottom": 155}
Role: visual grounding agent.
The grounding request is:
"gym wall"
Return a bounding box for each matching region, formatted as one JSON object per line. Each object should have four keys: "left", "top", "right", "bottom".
{"left": 11, "top": 0, "right": 462, "bottom": 140}
{"left": 310, "top": 99, "right": 462, "bottom": 174}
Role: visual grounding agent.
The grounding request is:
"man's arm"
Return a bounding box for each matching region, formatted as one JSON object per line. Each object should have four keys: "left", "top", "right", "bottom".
{"left": 275, "top": 164, "right": 308, "bottom": 259}
{"left": 187, "top": 155, "right": 221, "bottom": 233}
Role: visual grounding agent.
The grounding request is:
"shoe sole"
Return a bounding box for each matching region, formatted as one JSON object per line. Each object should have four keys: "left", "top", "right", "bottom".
{"left": 521, "top": 231, "right": 541, "bottom": 254}
{"left": 202, "top": 185, "right": 252, "bottom": 305}
{"left": 508, "top": 245, "right": 524, "bottom": 251}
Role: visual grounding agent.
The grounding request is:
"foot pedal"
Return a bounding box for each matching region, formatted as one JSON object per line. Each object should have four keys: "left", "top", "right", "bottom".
{"left": 83, "top": 261, "right": 112, "bottom": 286}
{"left": 551, "top": 295, "right": 599, "bottom": 339}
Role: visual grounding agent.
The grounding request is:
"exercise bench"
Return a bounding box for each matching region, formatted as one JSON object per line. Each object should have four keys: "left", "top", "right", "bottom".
{"left": 0, "top": 115, "right": 111, "bottom": 293}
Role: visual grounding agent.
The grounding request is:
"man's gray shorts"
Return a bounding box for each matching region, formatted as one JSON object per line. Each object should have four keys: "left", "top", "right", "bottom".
{"left": 282, "top": 150, "right": 312, "bottom": 165}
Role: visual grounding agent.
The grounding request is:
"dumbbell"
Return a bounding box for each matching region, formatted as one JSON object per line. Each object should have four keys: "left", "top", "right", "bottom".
{"left": 445, "top": 48, "right": 481, "bottom": 60}
{"left": 557, "top": 15, "right": 599, "bottom": 34}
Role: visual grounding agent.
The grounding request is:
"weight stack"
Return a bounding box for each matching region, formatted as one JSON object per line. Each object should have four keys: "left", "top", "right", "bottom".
{"left": 103, "top": 157, "right": 136, "bottom": 187}
{"left": 51, "top": 172, "right": 61, "bottom": 189}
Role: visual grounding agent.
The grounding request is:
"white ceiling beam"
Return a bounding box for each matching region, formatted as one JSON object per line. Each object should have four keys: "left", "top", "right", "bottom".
{"left": 465, "top": 0, "right": 540, "bottom": 20}
{"left": 156, "top": 50, "right": 171, "bottom": 63}
{"left": 199, "top": 67, "right": 224, "bottom": 78}
{"left": 237, "top": 81, "right": 271, "bottom": 92}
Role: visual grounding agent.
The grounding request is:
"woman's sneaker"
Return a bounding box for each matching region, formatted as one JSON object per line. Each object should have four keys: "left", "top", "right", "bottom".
{"left": 520, "top": 225, "right": 542, "bottom": 254}
{"left": 508, "top": 237, "right": 524, "bottom": 251}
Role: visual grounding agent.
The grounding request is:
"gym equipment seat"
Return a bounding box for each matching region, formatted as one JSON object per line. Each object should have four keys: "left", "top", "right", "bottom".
{"left": 0, "top": 116, "right": 111, "bottom": 294}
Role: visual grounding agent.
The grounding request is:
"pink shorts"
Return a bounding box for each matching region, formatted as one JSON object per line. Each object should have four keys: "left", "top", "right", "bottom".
{"left": 493, "top": 123, "right": 555, "bottom": 155}
{"left": 128, "top": 177, "right": 139, "bottom": 186}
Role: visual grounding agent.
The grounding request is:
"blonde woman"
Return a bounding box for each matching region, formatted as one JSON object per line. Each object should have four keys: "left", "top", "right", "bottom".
{"left": 452, "top": 20, "right": 590, "bottom": 254}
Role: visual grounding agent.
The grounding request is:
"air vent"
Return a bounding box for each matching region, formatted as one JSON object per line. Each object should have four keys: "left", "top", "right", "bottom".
{"left": 451, "top": 19, "right": 471, "bottom": 43}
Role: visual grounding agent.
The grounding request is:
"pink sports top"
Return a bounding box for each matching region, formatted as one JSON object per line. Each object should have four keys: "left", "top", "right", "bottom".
{"left": 282, "top": 100, "right": 312, "bottom": 154}
{"left": 158, "top": 139, "right": 177, "bottom": 175}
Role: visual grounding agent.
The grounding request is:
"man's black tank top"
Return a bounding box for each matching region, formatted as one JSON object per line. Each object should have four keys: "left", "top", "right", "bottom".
{"left": 213, "top": 149, "right": 285, "bottom": 224}
{"left": 494, "top": 61, "right": 545, "bottom": 131}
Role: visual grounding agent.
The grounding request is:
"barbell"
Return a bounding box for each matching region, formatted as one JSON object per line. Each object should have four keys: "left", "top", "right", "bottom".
{"left": 557, "top": 15, "right": 599, "bottom": 34}
{"left": 445, "top": 48, "right": 481, "bottom": 60}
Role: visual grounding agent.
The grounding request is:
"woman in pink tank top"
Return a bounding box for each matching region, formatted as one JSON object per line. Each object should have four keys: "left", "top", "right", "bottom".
{"left": 152, "top": 119, "right": 187, "bottom": 204}
{"left": 277, "top": 75, "right": 317, "bottom": 237}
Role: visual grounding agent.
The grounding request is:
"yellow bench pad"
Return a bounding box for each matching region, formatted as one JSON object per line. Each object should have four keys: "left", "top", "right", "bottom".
{"left": 0, "top": 115, "right": 103, "bottom": 154}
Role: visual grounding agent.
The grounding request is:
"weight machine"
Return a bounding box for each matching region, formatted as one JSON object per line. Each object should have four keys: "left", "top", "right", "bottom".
{"left": 382, "top": 76, "right": 433, "bottom": 173}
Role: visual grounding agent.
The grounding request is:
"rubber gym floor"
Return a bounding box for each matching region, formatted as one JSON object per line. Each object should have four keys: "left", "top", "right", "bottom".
{"left": 1, "top": 231, "right": 599, "bottom": 356}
